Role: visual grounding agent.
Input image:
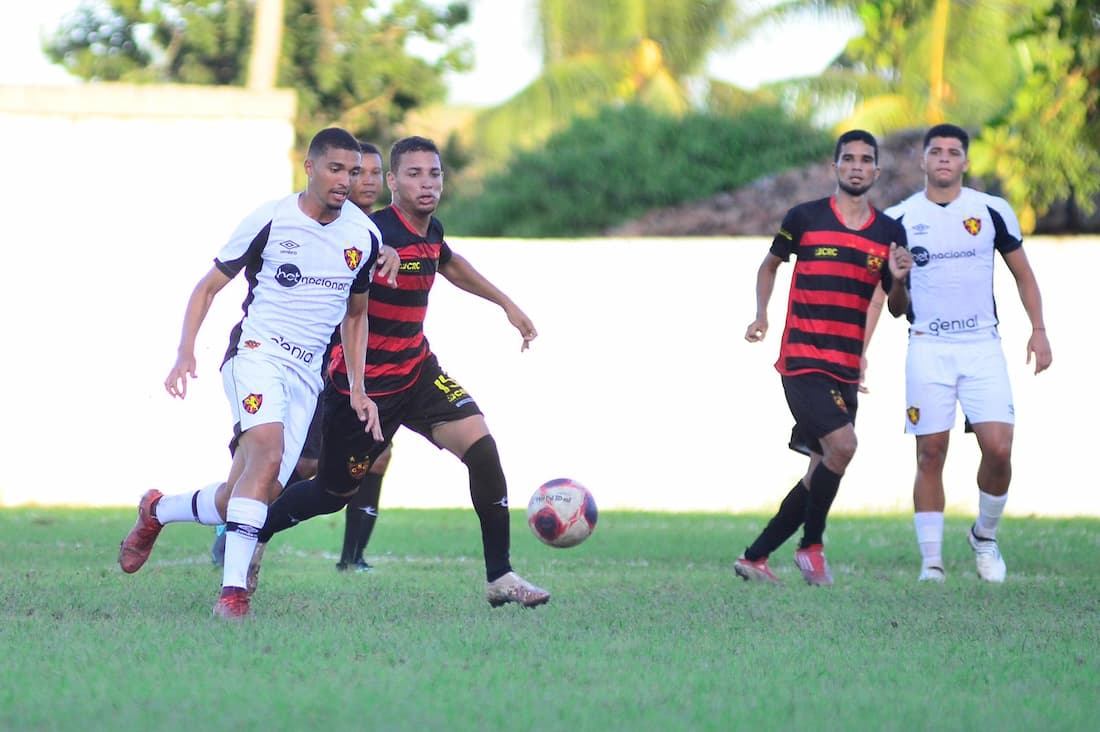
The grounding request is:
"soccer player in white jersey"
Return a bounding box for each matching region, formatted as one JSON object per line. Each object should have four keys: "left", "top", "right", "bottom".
{"left": 118, "top": 128, "right": 398, "bottom": 619}
{"left": 885, "top": 124, "right": 1053, "bottom": 584}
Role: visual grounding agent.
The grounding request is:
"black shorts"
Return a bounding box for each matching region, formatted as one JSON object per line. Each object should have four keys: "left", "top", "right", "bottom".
{"left": 781, "top": 373, "right": 859, "bottom": 457}
{"left": 317, "top": 354, "right": 483, "bottom": 494}
{"left": 298, "top": 399, "right": 324, "bottom": 461}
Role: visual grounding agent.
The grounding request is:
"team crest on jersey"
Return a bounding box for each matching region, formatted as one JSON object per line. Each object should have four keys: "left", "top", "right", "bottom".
{"left": 344, "top": 247, "right": 363, "bottom": 270}
{"left": 243, "top": 340, "right": 262, "bottom": 350}
{"left": 347, "top": 456, "right": 370, "bottom": 480}
{"left": 242, "top": 393, "right": 263, "bottom": 414}
{"left": 866, "top": 254, "right": 884, "bottom": 275}
{"left": 963, "top": 217, "right": 982, "bottom": 236}
{"left": 907, "top": 406, "right": 920, "bottom": 425}
{"left": 830, "top": 389, "right": 848, "bottom": 413}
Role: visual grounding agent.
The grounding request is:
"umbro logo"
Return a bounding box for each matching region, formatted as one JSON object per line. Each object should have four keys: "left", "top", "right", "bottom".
{"left": 494, "top": 497, "right": 509, "bottom": 509}
{"left": 279, "top": 240, "right": 300, "bottom": 250}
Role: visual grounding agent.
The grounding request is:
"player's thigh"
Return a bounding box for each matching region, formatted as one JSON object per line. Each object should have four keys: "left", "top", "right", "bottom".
{"left": 958, "top": 340, "right": 1014, "bottom": 426}
{"left": 403, "top": 357, "right": 486, "bottom": 457}
{"left": 222, "top": 353, "right": 313, "bottom": 486}
{"left": 317, "top": 384, "right": 393, "bottom": 494}
{"left": 780, "top": 373, "right": 858, "bottom": 454}
{"left": 905, "top": 338, "right": 958, "bottom": 435}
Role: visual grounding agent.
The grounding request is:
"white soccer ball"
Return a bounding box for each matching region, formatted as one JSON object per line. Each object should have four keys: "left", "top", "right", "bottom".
{"left": 527, "top": 478, "right": 598, "bottom": 548}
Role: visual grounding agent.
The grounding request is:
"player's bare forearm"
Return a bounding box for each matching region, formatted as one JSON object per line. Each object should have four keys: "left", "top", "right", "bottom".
{"left": 441, "top": 253, "right": 535, "bottom": 349}
{"left": 166, "top": 267, "right": 232, "bottom": 398}
{"left": 341, "top": 292, "right": 370, "bottom": 392}
{"left": 746, "top": 255, "right": 780, "bottom": 341}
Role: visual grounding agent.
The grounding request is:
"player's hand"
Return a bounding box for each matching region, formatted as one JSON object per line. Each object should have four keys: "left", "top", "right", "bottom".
{"left": 505, "top": 305, "right": 538, "bottom": 352}
{"left": 376, "top": 245, "right": 401, "bottom": 287}
{"left": 745, "top": 318, "right": 767, "bottom": 342}
{"left": 858, "top": 355, "right": 870, "bottom": 394}
{"left": 165, "top": 353, "right": 198, "bottom": 399}
{"left": 1027, "top": 329, "right": 1052, "bottom": 374}
{"left": 350, "top": 389, "right": 383, "bottom": 440}
{"left": 888, "top": 242, "right": 912, "bottom": 280}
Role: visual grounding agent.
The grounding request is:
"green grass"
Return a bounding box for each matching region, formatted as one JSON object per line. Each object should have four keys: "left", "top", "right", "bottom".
{"left": 2, "top": 508, "right": 1098, "bottom": 731}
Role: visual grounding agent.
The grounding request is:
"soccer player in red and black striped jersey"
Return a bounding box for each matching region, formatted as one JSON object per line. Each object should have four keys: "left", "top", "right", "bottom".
{"left": 734, "top": 129, "right": 913, "bottom": 586}
{"left": 256, "top": 136, "right": 550, "bottom": 607}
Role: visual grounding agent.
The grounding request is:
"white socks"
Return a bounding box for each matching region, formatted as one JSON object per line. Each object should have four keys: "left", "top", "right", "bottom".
{"left": 914, "top": 511, "right": 944, "bottom": 569}
{"left": 975, "top": 490, "right": 1008, "bottom": 540}
{"left": 222, "top": 497, "right": 269, "bottom": 590}
{"left": 153, "top": 482, "right": 224, "bottom": 525}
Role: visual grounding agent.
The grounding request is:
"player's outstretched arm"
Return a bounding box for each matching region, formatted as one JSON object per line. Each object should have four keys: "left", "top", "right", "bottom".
{"left": 165, "top": 266, "right": 233, "bottom": 399}
{"left": 745, "top": 253, "right": 782, "bottom": 342}
{"left": 439, "top": 251, "right": 537, "bottom": 351}
{"left": 1002, "top": 248, "right": 1052, "bottom": 374}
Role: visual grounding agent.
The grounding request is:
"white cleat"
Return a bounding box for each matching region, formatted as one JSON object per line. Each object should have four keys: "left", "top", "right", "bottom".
{"left": 486, "top": 571, "right": 550, "bottom": 608}
{"left": 968, "top": 526, "right": 1006, "bottom": 583}
{"left": 918, "top": 565, "right": 945, "bottom": 583}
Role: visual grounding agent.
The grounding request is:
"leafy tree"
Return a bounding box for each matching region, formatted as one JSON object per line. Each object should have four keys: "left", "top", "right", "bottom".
{"left": 44, "top": 0, "right": 473, "bottom": 148}
{"left": 756, "top": 1, "right": 1032, "bottom": 133}
{"left": 464, "top": 0, "right": 749, "bottom": 175}
{"left": 444, "top": 103, "right": 830, "bottom": 237}
{"left": 971, "top": 0, "right": 1100, "bottom": 230}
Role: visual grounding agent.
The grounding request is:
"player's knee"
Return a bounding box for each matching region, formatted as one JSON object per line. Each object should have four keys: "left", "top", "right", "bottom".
{"left": 981, "top": 439, "right": 1012, "bottom": 469}
{"left": 370, "top": 446, "right": 393, "bottom": 474}
{"left": 916, "top": 438, "right": 949, "bottom": 472}
{"left": 296, "top": 457, "right": 319, "bottom": 481}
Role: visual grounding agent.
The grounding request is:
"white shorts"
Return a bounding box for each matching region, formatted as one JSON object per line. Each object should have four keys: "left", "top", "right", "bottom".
{"left": 904, "top": 334, "right": 1014, "bottom": 435}
{"left": 221, "top": 351, "right": 322, "bottom": 486}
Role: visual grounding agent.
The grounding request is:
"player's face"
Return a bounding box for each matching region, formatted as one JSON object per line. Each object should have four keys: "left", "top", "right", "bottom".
{"left": 350, "top": 152, "right": 384, "bottom": 213}
{"left": 387, "top": 150, "right": 443, "bottom": 216}
{"left": 305, "top": 147, "right": 362, "bottom": 212}
{"left": 922, "top": 136, "right": 969, "bottom": 189}
{"left": 833, "top": 141, "right": 879, "bottom": 196}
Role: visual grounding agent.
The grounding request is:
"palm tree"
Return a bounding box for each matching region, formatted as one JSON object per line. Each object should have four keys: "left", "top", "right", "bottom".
{"left": 752, "top": 0, "right": 1038, "bottom": 135}
{"left": 463, "top": 0, "right": 748, "bottom": 173}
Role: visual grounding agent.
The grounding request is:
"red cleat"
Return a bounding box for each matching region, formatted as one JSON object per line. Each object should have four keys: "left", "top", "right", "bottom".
{"left": 794, "top": 544, "right": 834, "bottom": 586}
{"left": 212, "top": 587, "right": 251, "bottom": 619}
{"left": 734, "top": 555, "right": 781, "bottom": 584}
{"left": 118, "top": 490, "right": 164, "bottom": 574}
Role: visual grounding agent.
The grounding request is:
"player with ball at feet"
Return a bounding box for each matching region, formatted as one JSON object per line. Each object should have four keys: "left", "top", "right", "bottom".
{"left": 255, "top": 136, "right": 549, "bottom": 607}
{"left": 734, "top": 129, "right": 913, "bottom": 586}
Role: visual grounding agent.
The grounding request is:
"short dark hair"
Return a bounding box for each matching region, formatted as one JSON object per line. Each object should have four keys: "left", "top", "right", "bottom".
{"left": 307, "top": 127, "right": 361, "bottom": 160}
{"left": 390, "top": 136, "right": 440, "bottom": 173}
{"left": 923, "top": 123, "right": 969, "bottom": 152}
{"left": 358, "top": 140, "right": 382, "bottom": 158}
{"left": 834, "top": 129, "right": 879, "bottom": 164}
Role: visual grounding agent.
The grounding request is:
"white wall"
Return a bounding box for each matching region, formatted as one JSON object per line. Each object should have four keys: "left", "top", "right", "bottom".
{"left": 0, "top": 85, "right": 1088, "bottom": 515}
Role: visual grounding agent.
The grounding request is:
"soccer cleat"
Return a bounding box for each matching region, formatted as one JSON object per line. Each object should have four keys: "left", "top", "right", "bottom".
{"left": 486, "top": 572, "right": 550, "bottom": 608}
{"left": 734, "top": 555, "right": 781, "bottom": 584}
{"left": 118, "top": 489, "right": 165, "bottom": 574}
{"left": 337, "top": 559, "right": 373, "bottom": 573}
{"left": 918, "top": 565, "right": 946, "bottom": 583}
{"left": 211, "top": 525, "right": 226, "bottom": 566}
{"left": 246, "top": 542, "right": 267, "bottom": 597}
{"left": 794, "top": 544, "right": 834, "bottom": 586}
{"left": 968, "top": 526, "right": 1006, "bottom": 583}
{"left": 212, "top": 587, "right": 251, "bottom": 619}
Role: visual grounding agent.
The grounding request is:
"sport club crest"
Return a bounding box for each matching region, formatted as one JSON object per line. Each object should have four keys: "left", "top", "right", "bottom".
{"left": 347, "top": 455, "right": 370, "bottom": 480}
{"left": 907, "top": 406, "right": 920, "bottom": 425}
{"left": 866, "top": 254, "right": 885, "bottom": 275}
{"left": 242, "top": 393, "right": 263, "bottom": 414}
{"left": 344, "top": 246, "right": 363, "bottom": 270}
{"left": 963, "top": 217, "right": 982, "bottom": 236}
{"left": 830, "top": 389, "right": 848, "bottom": 413}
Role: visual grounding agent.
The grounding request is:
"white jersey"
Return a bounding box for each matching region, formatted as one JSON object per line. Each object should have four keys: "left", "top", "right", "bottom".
{"left": 885, "top": 187, "right": 1022, "bottom": 342}
{"left": 215, "top": 193, "right": 381, "bottom": 379}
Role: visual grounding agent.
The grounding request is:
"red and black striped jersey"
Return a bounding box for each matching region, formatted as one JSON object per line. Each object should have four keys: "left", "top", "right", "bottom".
{"left": 329, "top": 205, "right": 452, "bottom": 396}
{"left": 771, "top": 196, "right": 907, "bottom": 382}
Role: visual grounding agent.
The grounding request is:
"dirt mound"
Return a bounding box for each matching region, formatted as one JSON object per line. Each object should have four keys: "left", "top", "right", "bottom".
{"left": 607, "top": 130, "right": 1097, "bottom": 236}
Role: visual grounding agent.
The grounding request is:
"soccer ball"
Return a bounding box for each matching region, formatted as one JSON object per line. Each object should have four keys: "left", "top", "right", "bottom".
{"left": 527, "top": 478, "right": 598, "bottom": 548}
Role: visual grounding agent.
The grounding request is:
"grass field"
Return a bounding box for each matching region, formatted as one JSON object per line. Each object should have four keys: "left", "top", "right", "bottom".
{"left": 1, "top": 507, "right": 1097, "bottom": 732}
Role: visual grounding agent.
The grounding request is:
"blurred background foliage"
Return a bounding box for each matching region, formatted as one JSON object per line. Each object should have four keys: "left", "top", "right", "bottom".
{"left": 45, "top": 0, "right": 1100, "bottom": 236}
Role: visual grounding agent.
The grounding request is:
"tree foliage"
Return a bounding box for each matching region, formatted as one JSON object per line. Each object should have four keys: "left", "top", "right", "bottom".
{"left": 463, "top": 0, "right": 748, "bottom": 176}
{"left": 443, "top": 104, "right": 830, "bottom": 237}
{"left": 970, "top": 0, "right": 1100, "bottom": 230}
{"left": 44, "top": 0, "right": 473, "bottom": 147}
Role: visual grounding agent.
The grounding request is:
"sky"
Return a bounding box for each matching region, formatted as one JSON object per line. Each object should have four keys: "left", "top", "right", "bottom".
{"left": 1, "top": 0, "right": 858, "bottom": 106}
